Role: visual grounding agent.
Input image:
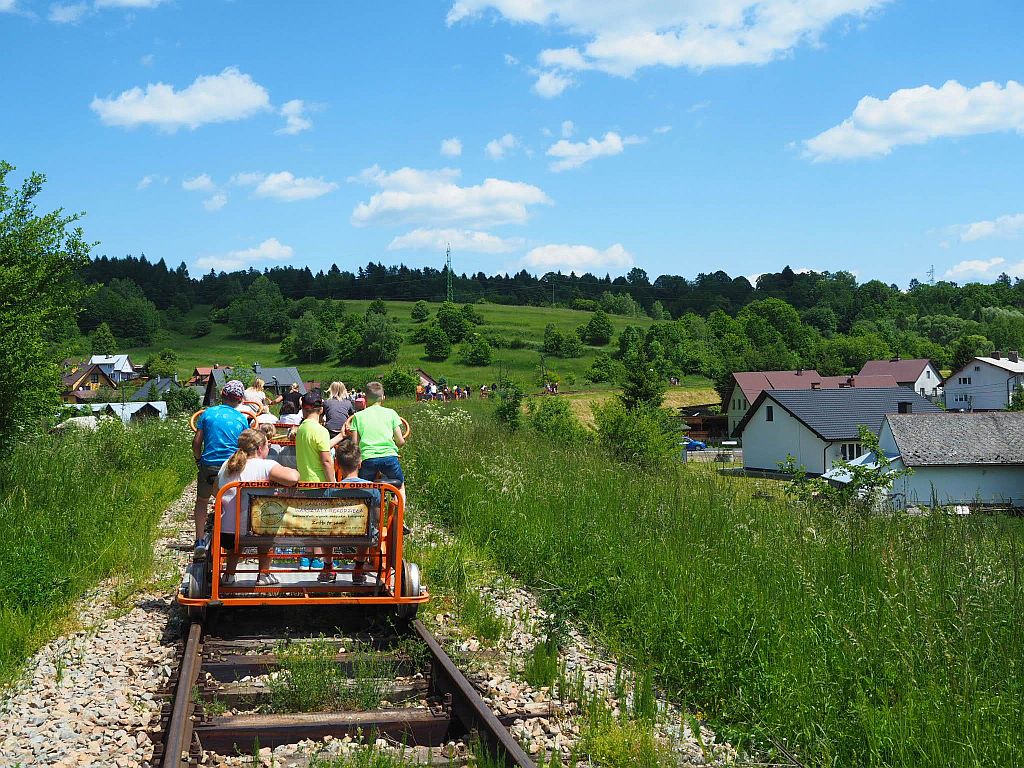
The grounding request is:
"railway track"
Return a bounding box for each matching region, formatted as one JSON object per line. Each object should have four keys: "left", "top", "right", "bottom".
{"left": 152, "top": 610, "right": 536, "bottom": 767}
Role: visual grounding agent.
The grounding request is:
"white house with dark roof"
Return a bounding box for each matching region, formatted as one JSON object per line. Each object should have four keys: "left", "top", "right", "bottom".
{"left": 878, "top": 412, "right": 1024, "bottom": 507}
{"left": 735, "top": 387, "right": 942, "bottom": 475}
{"left": 89, "top": 354, "right": 141, "bottom": 384}
{"left": 943, "top": 352, "right": 1024, "bottom": 411}
{"left": 859, "top": 358, "right": 942, "bottom": 397}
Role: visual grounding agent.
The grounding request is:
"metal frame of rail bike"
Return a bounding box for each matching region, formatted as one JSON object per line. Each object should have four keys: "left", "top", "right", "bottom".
{"left": 178, "top": 480, "right": 426, "bottom": 616}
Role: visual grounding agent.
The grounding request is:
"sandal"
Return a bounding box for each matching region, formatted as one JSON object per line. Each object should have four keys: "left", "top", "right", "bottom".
{"left": 317, "top": 570, "right": 337, "bottom": 583}
{"left": 220, "top": 573, "right": 236, "bottom": 586}
{"left": 351, "top": 560, "right": 367, "bottom": 584}
{"left": 256, "top": 572, "right": 279, "bottom": 586}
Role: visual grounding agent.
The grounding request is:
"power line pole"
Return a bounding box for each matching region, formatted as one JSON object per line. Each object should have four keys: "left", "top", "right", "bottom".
{"left": 927, "top": 264, "right": 935, "bottom": 285}
{"left": 445, "top": 244, "right": 453, "bottom": 303}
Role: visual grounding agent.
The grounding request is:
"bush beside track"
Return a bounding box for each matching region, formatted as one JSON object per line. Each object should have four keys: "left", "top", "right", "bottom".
{"left": 405, "top": 401, "right": 1024, "bottom": 768}
{"left": 0, "top": 418, "right": 194, "bottom": 687}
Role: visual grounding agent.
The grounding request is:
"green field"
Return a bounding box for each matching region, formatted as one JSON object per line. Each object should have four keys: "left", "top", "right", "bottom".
{"left": 126, "top": 300, "right": 656, "bottom": 391}
{"left": 406, "top": 402, "right": 1024, "bottom": 768}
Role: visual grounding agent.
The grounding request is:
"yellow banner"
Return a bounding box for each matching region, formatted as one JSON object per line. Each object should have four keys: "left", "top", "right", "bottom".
{"left": 250, "top": 496, "right": 370, "bottom": 536}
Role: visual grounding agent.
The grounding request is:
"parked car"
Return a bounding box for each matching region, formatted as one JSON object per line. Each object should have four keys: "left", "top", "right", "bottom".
{"left": 682, "top": 436, "right": 707, "bottom": 451}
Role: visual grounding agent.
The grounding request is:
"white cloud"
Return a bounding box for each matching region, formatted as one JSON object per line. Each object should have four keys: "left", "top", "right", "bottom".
{"left": 203, "top": 193, "right": 228, "bottom": 212}
{"left": 350, "top": 164, "right": 551, "bottom": 227}
{"left": 560, "top": 120, "right": 575, "bottom": 138}
{"left": 440, "top": 137, "right": 463, "bottom": 157}
{"left": 388, "top": 228, "right": 522, "bottom": 254}
{"left": 944, "top": 258, "right": 1007, "bottom": 280}
{"left": 485, "top": 133, "right": 519, "bottom": 159}
{"left": 960, "top": 212, "right": 1024, "bottom": 243}
{"left": 49, "top": 2, "right": 88, "bottom": 23}
{"left": 230, "top": 171, "right": 338, "bottom": 202}
{"left": 276, "top": 99, "right": 313, "bottom": 135}
{"left": 450, "top": 1, "right": 886, "bottom": 91}
{"left": 547, "top": 131, "right": 643, "bottom": 171}
{"left": 0, "top": 0, "right": 18, "bottom": 11}
{"left": 804, "top": 80, "right": 1024, "bottom": 161}
{"left": 653, "top": 124, "right": 672, "bottom": 133}
{"left": 140, "top": 53, "right": 154, "bottom": 66}
{"left": 136, "top": 174, "right": 166, "bottom": 190}
{"left": 504, "top": 53, "right": 519, "bottom": 65}
{"left": 533, "top": 70, "right": 573, "bottom": 98}
{"left": 196, "top": 237, "right": 293, "bottom": 272}
{"left": 182, "top": 173, "right": 215, "bottom": 192}
{"left": 523, "top": 242, "right": 633, "bottom": 272}
{"left": 90, "top": 67, "right": 271, "bottom": 132}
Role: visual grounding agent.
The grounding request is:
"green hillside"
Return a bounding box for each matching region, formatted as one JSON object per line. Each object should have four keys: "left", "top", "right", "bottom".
{"left": 125, "top": 299, "right": 656, "bottom": 390}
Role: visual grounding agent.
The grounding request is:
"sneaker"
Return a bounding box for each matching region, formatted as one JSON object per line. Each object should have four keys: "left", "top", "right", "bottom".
{"left": 256, "top": 572, "right": 280, "bottom": 586}
{"left": 310, "top": 558, "right": 325, "bottom": 570}
{"left": 350, "top": 570, "right": 366, "bottom": 585}
{"left": 316, "top": 570, "right": 337, "bottom": 583}
{"left": 299, "top": 556, "right": 310, "bottom": 569}
{"left": 220, "top": 573, "right": 235, "bottom": 586}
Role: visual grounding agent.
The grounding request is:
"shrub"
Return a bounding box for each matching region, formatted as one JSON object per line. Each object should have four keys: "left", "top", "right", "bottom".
{"left": 378, "top": 367, "right": 418, "bottom": 399}
{"left": 359, "top": 313, "right": 402, "bottom": 365}
{"left": 281, "top": 311, "right": 335, "bottom": 362}
{"left": 494, "top": 381, "right": 524, "bottom": 431}
{"left": 411, "top": 300, "right": 430, "bottom": 322}
{"left": 527, "top": 397, "right": 588, "bottom": 445}
{"left": 190, "top": 319, "right": 213, "bottom": 337}
{"left": 458, "top": 334, "right": 492, "bottom": 366}
{"left": 165, "top": 385, "right": 202, "bottom": 415}
{"left": 579, "top": 309, "right": 614, "bottom": 346}
{"left": 592, "top": 400, "right": 678, "bottom": 467}
{"left": 144, "top": 348, "right": 178, "bottom": 379}
{"left": 461, "top": 303, "right": 485, "bottom": 326}
{"left": 543, "top": 323, "right": 584, "bottom": 358}
{"left": 423, "top": 323, "right": 451, "bottom": 361}
{"left": 365, "top": 298, "right": 388, "bottom": 317}
{"left": 586, "top": 352, "right": 625, "bottom": 384}
{"left": 436, "top": 301, "right": 471, "bottom": 343}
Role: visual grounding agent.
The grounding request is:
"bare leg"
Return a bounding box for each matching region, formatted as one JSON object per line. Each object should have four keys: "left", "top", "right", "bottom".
{"left": 193, "top": 495, "right": 209, "bottom": 542}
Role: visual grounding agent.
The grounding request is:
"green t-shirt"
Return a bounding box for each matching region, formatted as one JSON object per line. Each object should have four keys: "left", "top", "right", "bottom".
{"left": 351, "top": 404, "right": 401, "bottom": 459}
{"left": 296, "top": 418, "right": 331, "bottom": 482}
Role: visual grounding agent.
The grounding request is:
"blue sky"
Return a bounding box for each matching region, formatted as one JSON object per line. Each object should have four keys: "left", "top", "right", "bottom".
{"left": 2, "top": 0, "right": 1023, "bottom": 286}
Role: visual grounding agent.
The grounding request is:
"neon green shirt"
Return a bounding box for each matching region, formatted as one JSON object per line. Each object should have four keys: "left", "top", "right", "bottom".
{"left": 296, "top": 418, "right": 331, "bottom": 481}
{"left": 351, "top": 404, "right": 401, "bottom": 459}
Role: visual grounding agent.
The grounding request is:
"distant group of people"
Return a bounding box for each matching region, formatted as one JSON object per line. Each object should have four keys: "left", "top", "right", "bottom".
{"left": 191, "top": 377, "right": 406, "bottom": 585}
{"left": 416, "top": 382, "right": 471, "bottom": 402}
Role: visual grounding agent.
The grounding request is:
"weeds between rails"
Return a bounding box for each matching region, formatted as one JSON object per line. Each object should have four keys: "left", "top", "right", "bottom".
{"left": 0, "top": 419, "right": 193, "bottom": 687}
{"left": 406, "top": 402, "right": 1024, "bottom": 768}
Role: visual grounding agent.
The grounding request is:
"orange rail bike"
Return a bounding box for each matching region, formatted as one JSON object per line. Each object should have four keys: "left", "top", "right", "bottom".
{"left": 178, "top": 481, "right": 426, "bottom": 619}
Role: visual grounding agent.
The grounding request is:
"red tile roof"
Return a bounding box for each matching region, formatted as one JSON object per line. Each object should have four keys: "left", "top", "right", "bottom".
{"left": 820, "top": 374, "right": 900, "bottom": 389}
{"left": 732, "top": 370, "right": 901, "bottom": 402}
{"left": 858, "top": 358, "right": 934, "bottom": 384}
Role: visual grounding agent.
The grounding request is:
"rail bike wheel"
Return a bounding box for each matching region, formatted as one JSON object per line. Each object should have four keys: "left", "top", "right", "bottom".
{"left": 395, "top": 560, "right": 421, "bottom": 623}
{"left": 184, "top": 560, "right": 209, "bottom": 621}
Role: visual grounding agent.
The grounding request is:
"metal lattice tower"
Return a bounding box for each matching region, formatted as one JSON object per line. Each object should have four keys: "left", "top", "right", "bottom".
{"left": 927, "top": 264, "right": 935, "bottom": 285}
{"left": 445, "top": 244, "right": 453, "bottom": 302}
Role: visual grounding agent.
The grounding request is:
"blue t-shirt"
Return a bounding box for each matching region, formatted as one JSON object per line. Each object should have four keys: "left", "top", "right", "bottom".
{"left": 197, "top": 405, "right": 249, "bottom": 466}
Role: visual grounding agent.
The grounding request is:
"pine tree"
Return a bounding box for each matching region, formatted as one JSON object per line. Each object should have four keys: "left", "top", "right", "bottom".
{"left": 90, "top": 322, "right": 117, "bottom": 354}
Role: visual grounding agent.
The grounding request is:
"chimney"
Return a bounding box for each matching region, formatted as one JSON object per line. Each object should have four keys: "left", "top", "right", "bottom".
{"left": 847, "top": 376, "right": 856, "bottom": 387}
{"left": 993, "top": 350, "right": 1002, "bottom": 359}
{"left": 796, "top": 368, "right": 803, "bottom": 376}
{"left": 897, "top": 401, "right": 913, "bottom": 414}
{"left": 1010, "top": 351, "right": 1020, "bottom": 363}
{"left": 891, "top": 355, "right": 900, "bottom": 362}
{"left": 811, "top": 382, "right": 821, "bottom": 390}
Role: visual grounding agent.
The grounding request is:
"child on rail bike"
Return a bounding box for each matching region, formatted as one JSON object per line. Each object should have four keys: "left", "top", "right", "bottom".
{"left": 348, "top": 381, "right": 407, "bottom": 502}
{"left": 335, "top": 437, "right": 380, "bottom": 584}
{"left": 191, "top": 379, "right": 249, "bottom": 549}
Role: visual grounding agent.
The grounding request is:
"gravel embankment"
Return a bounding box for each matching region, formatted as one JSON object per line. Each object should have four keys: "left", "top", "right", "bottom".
{"left": 0, "top": 485, "right": 195, "bottom": 768}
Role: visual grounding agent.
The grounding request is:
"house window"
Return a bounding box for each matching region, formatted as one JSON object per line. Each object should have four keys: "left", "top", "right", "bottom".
{"left": 766, "top": 406, "right": 774, "bottom": 422}
{"left": 974, "top": 366, "right": 980, "bottom": 372}
{"left": 920, "top": 387, "right": 925, "bottom": 395}
{"left": 958, "top": 376, "right": 972, "bottom": 385}
{"left": 926, "top": 370, "right": 931, "bottom": 379}
{"left": 90, "top": 373, "right": 99, "bottom": 384}
{"left": 840, "top": 442, "right": 863, "bottom": 461}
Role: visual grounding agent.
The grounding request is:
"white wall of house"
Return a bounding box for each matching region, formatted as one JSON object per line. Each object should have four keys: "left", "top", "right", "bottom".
{"left": 888, "top": 460, "right": 1024, "bottom": 506}
{"left": 943, "top": 360, "right": 1017, "bottom": 410}
{"left": 741, "top": 398, "right": 829, "bottom": 474}
{"left": 726, "top": 385, "right": 752, "bottom": 437}
{"left": 911, "top": 364, "right": 942, "bottom": 397}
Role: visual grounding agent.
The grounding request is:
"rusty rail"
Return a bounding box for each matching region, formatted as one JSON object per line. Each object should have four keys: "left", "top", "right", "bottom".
{"left": 157, "top": 622, "right": 202, "bottom": 766}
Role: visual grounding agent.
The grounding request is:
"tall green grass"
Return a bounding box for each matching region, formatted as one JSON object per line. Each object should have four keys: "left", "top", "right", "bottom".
{"left": 405, "top": 403, "right": 1024, "bottom": 768}
{"left": 0, "top": 418, "right": 193, "bottom": 685}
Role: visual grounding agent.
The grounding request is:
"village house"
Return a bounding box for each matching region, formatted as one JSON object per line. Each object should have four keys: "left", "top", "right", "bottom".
{"left": 724, "top": 369, "right": 900, "bottom": 436}
{"left": 89, "top": 354, "right": 141, "bottom": 384}
{"left": 76, "top": 401, "right": 168, "bottom": 424}
{"left": 859, "top": 357, "right": 942, "bottom": 398}
{"left": 186, "top": 366, "right": 215, "bottom": 387}
{"left": 878, "top": 411, "right": 1024, "bottom": 508}
{"left": 943, "top": 352, "right": 1024, "bottom": 411}
{"left": 735, "top": 387, "right": 942, "bottom": 476}
{"left": 61, "top": 364, "right": 116, "bottom": 403}
{"left": 130, "top": 376, "right": 181, "bottom": 402}
{"left": 203, "top": 364, "right": 306, "bottom": 405}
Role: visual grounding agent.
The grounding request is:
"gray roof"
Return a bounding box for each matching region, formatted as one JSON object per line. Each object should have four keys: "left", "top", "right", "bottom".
{"left": 886, "top": 412, "right": 1024, "bottom": 466}
{"left": 130, "top": 376, "right": 181, "bottom": 401}
{"left": 210, "top": 365, "right": 306, "bottom": 391}
{"left": 739, "top": 387, "right": 943, "bottom": 440}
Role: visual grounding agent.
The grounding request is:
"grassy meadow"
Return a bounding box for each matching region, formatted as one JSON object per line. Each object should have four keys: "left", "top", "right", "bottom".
{"left": 125, "top": 300, "right": 656, "bottom": 390}
{"left": 405, "top": 401, "right": 1024, "bottom": 768}
{"left": 0, "top": 419, "right": 194, "bottom": 686}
